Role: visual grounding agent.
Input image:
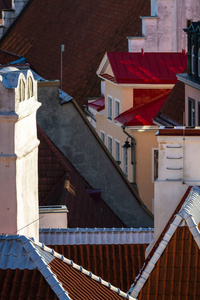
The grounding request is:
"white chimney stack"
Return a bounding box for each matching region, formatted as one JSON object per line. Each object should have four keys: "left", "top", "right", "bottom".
{"left": 0, "top": 67, "right": 41, "bottom": 241}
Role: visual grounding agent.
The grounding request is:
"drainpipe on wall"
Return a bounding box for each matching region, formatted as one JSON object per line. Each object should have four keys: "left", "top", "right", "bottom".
{"left": 121, "top": 125, "right": 138, "bottom": 194}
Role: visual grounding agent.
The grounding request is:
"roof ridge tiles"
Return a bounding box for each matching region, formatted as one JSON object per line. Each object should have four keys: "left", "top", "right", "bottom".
{"left": 0, "top": 234, "right": 136, "bottom": 299}
{"left": 128, "top": 185, "right": 200, "bottom": 298}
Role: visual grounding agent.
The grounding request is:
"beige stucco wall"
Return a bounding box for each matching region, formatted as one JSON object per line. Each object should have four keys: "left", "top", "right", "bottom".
{"left": 185, "top": 84, "right": 200, "bottom": 126}
{"left": 132, "top": 130, "right": 158, "bottom": 212}
{"left": 96, "top": 109, "right": 158, "bottom": 212}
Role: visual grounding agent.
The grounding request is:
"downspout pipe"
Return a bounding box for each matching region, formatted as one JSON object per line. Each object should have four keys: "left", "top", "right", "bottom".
{"left": 121, "top": 125, "right": 136, "bottom": 184}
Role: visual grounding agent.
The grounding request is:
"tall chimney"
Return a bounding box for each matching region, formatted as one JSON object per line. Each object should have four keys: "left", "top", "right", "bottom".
{"left": 0, "top": 67, "right": 41, "bottom": 241}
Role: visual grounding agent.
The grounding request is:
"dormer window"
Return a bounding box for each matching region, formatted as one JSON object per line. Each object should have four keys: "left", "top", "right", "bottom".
{"left": 19, "top": 79, "right": 25, "bottom": 102}
{"left": 191, "top": 45, "right": 195, "bottom": 75}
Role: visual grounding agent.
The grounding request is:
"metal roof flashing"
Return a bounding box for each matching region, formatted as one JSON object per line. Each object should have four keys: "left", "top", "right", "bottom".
{"left": 39, "top": 205, "right": 68, "bottom": 214}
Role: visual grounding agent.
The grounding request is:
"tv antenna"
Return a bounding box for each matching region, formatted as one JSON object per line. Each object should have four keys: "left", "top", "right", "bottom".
{"left": 60, "top": 44, "right": 65, "bottom": 94}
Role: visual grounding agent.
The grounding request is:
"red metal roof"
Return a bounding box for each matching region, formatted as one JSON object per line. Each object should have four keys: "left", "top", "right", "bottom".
{"left": 115, "top": 93, "right": 169, "bottom": 126}
{"left": 101, "top": 52, "right": 187, "bottom": 84}
{"left": 88, "top": 97, "right": 105, "bottom": 111}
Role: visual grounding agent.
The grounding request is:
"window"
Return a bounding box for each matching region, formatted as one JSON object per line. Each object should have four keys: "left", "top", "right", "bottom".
{"left": 191, "top": 45, "right": 195, "bottom": 75}
{"left": 107, "top": 136, "right": 113, "bottom": 154}
{"left": 19, "top": 79, "right": 25, "bottom": 102}
{"left": 114, "top": 99, "right": 120, "bottom": 118}
{"left": 153, "top": 149, "right": 159, "bottom": 181}
{"left": 198, "top": 48, "right": 200, "bottom": 77}
{"left": 27, "top": 76, "right": 33, "bottom": 98}
{"left": 115, "top": 140, "right": 120, "bottom": 164}
{"left": 123, "top": 147, "right": 128, "bottom": 178}
{"left": 198, "top": 103, "right": 200, "bottom": 126}
{"left": 100, "top": 131, "right": 105, "bottom": 144}
{"left": 188, "top": 97, "right": 195, "bottom": 126}
{"left": 107, "top": 96, "right": 112, "bottom": 120}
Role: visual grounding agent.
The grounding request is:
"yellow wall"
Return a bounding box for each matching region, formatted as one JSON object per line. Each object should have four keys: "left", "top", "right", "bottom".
{"left": 131, "top": 130, "right": 158, "bottom": 212}
{"left": 96, "top": 79, "right": 159, "bottom": 212}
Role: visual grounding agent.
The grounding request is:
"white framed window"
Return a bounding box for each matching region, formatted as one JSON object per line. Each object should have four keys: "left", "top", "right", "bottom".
{"left": 191, "top": 45, "right": 195, "bottom": 75}
{"left": 152, "top": 148, "right": 159, "bottom": 182}
{"left": 115, "top": 140, "right": 120, "bottom": 164}
{"left": 107, "top": 135, "right": 113, "bottom": 154}
{"left": 114, "top": 99, "right": 120, "bottom": 118}
{"left": 123, "top": 147, "right": 128, "bottom": 178}
{"left": 188, "top": 97, "right": 195, "bottom": 126}
{"left": 107, "top": 95, "right": 113, "bottom": 120}
{"left": 100, "top": 130, "right": 105, "bottom": 144}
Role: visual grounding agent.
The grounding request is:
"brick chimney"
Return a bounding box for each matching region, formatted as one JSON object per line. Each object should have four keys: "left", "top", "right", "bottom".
{"left": 0, "top": 66, "right": 41, "bottom": 241}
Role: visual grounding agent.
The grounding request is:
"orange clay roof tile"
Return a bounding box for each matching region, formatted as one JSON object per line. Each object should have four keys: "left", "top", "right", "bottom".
{"left": 50, "top": 243, "right": 147, "bottom": 292}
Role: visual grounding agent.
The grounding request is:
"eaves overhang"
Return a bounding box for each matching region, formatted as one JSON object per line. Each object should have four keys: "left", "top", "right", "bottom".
{"left": 177, "top": 73, "right": 200, "bottom": 90}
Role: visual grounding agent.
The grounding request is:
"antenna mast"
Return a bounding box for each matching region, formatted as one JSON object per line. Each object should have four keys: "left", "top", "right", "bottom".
{"left": 61, "top": 44, "right": 65, "bottom": 94}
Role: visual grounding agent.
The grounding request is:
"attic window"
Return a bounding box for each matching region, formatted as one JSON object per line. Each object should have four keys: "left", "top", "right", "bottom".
{"left": 19, "top": 79, "right": 25, "bottom": 102}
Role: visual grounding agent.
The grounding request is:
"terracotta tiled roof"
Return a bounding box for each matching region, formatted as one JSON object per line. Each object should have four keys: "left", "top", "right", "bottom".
{"left": 0, "top": 235, "right": 135, "bottom": 299}
{"left": 0, "top": 49, "right": 22, "bottom": 64}
{"left": 154, "top": 79, "right": 186, "bottom": 126}
{"left": 99, "top": 52, "right": 187, "bottom": 84}
{"left": 0, "top": 269, "right": 58, "bottom": 299}
{"left": 38, "top": 126, "right": 126, "bottom": 228}
{"left": 49, "top": 243, "right": 147, "bottom": 293}
{"left": 129, "top": 186, "right": 200, "bottom": 299}
{"left": 137, "top": 226, "right": 200, "bottom": 299}
{"left": 0, "top": 0, "right": 150, "bottom": 107}
{"left": 50, "top": 257, "right": 131, "bottom": 300}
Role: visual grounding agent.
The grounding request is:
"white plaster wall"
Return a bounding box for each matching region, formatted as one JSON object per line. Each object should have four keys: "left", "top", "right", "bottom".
{"left": 0, "top": 70, "right": 40, "bottom": 241}
{"left": 129, "top": 0, "right": 200, "bottom": 53}
{"left": 39, "top": 212, "right": 68, "bottom": 229}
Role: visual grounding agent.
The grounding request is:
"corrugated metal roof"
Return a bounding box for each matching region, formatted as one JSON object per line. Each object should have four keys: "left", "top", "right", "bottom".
{"left": 39, "top": 228, "right": 154, "bottom": 245}
{"left": 101, "top": 52, "right": 187, "bottom": 84}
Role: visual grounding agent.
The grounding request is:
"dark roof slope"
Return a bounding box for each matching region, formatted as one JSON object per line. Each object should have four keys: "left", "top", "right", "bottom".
{"left": 0, "top": 269, "right": 58, "bottom": 299}
{"left": 38, "top": 126, "right": 126, "bottom": 228}
{"left": 154, "top": 79, "right": 185, "bottom": 126}
{"left": 0, "top": 0, "right": 150, "bottom": 106}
